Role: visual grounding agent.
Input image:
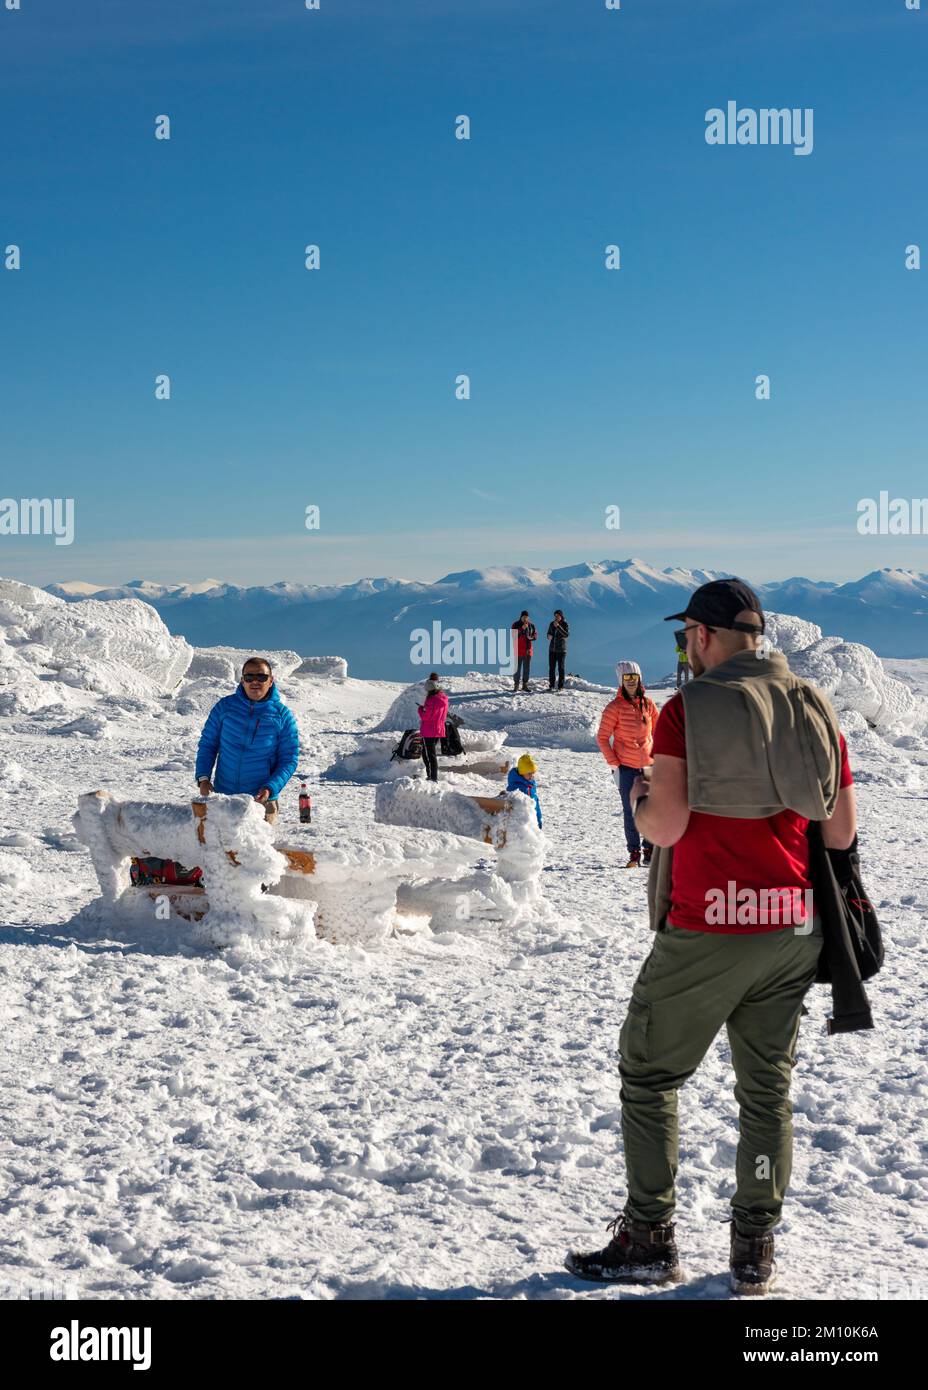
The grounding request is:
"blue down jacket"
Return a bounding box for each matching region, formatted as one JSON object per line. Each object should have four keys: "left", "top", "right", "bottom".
{"left": 507, "top": 767, "right": 542, "bottom": 828}
{"left": 195, "top": 682, "right": 300, "bottom": 800}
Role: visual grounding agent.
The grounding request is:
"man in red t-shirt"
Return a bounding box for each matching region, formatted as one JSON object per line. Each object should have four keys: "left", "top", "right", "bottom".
{"left": 567, "top": 579, "right": 857, "bottom": 1296}
{"left": 650, "top": 694, "right": 854, "bottom": 933}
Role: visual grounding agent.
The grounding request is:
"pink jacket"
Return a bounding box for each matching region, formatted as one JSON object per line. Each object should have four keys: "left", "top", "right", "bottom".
{"left": 418, "top": 690, "right": 449, "bottom": 738}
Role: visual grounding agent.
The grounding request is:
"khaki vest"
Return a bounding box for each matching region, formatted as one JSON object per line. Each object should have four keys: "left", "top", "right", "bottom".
{"left": 648, "top": 650, "right": 843, "bottom": 932}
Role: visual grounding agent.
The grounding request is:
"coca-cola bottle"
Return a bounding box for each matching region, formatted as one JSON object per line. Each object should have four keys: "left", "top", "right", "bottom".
{"left": 298, "top": 782, "right": 312, "bottom": 824}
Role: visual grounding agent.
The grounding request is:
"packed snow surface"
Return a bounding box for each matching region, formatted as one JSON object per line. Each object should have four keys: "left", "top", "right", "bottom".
{"left": 0, "top": 579, "right": 926, "bottom": 1300}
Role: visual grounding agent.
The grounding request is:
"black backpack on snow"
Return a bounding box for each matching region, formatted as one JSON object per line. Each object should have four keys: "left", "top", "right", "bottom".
{"left": 391, "top": 729, "right": 423, "bottom": 761}
{"left": 440, "top": 713, "right": 464, "bottom": 757}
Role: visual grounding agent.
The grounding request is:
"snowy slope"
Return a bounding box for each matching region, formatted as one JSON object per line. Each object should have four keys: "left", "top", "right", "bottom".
{"left": 0, "top": 581, "right": 926, "bottom": 1301}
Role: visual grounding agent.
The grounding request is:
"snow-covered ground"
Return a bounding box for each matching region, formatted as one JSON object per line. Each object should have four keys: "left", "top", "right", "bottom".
{"left": 1, "top": 579, "right": 927, "bottom": 1301}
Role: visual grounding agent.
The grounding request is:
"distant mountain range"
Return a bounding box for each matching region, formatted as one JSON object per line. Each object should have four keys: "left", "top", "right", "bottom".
{"left": 44, "top": 560, "right": 928, "bottom": 682}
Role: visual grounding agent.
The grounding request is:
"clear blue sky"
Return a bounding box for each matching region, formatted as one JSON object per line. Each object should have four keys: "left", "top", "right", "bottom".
{"left": 1, "top": 0, "right": 926, "bottom": 588}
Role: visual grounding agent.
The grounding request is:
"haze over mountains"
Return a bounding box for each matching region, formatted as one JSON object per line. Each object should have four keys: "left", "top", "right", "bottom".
{"left": 44, "top": 559, "right": 928, "bottom": 682}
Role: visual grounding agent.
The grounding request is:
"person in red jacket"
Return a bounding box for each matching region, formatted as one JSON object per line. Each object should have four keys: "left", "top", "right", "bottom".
{"left": 511, "top": 611, "right": 538, "bottom": 692}
{"left": 596, "top": 660, "right": 660, "bottom": 867}
{"left": 417, "top": 673, "right": 449, "bottom": 781}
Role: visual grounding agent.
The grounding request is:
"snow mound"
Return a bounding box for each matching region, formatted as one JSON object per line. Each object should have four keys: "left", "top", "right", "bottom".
{"left": 374, "top": 677, "right": 453, "bottom": 733}
{"left": 185, "top": 646, "right": 304, "bottom": 682}
{"left": 0, "top": 758, "right": 35, "bottom": 792}
{"left": 0, "top": 849, "right": 32, "bottom": 893}
{"left": 323, "top": 730, "right": 510, "bottom": 783}
{"left": 742, "top": 611, "right": 928, "bottom": 738}
{"left": 375, "top": 778, "right": 495, "bottom": 839}
{"left": 49, "top": 712, "right": 109, "bottom": 740}
{"left": 0, "top": 577, "right": 192, "bottom": 712}
{"left": 372, "top": 672, "right": 613, "bottom": 752}
{"left": 782, "top": 635, "right": 928, "bottom": 736}
{"left": 764, "top": 611, "right": 824, "bottom": 654}
{"left": 293, "top": 655, "right": 349, "bottom": 679}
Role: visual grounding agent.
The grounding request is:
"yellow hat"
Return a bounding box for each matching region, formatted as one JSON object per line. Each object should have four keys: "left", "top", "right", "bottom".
{"left": 517, "top": 754, "right": 537, "bottom": 776}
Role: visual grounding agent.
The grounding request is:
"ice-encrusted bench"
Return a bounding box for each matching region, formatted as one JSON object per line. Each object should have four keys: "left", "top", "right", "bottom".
{"left": 372, "top": 778, "right": 550, "bottom": 931}
{"left": 72, "top": 786, "right": 542, "bottom": 948}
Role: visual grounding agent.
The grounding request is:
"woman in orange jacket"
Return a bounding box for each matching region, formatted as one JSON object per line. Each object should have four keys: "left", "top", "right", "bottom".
{"left": 596, "top": 660, "right": 660, "bottom": 868}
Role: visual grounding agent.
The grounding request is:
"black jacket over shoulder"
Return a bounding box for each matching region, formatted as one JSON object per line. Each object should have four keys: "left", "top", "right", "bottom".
{"left": 806, "top": 825, "right": 884, "bottom": 1035}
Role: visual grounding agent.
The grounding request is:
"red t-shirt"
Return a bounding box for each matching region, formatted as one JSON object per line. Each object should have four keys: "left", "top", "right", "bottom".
{"left": 651, "top": 693, "right": 853, "bottom": 934}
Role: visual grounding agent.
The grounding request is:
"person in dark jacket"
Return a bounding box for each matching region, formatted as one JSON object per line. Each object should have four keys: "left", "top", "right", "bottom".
{"left": 195, "top": 657, "right": 300, "bottom": 824}
{"left": 547, "top": 610, "right": 569, "bottom": 691}
{"left": 511, "top": 611, "right": 538, "bottom": 693}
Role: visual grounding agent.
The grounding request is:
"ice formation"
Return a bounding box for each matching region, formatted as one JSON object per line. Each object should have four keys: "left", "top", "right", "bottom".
{"left": 766, "top": 612, "right": 928, "bottom": 736}
{"left": 0, "top": 578, "right": 192, "bottom": 713}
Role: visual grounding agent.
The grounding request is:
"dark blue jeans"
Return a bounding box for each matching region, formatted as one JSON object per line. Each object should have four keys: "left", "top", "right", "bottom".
{"left": 618, "top": 764, "right": 653, "bottom": 854}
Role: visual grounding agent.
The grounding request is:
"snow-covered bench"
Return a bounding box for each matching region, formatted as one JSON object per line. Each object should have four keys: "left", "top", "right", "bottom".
{"left": 72, "top": 791, "right": 318, "bottom": 948}
{"left": 72, "top": 789, "right": 518, "bottom": 948}
{"left": 373, "top": 778, "right": 551, "bottom": 930}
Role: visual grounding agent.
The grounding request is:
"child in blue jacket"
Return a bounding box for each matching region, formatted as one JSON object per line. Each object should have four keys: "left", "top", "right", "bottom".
{"left": 507, "top": 754, "right": 543, "bottom": 828}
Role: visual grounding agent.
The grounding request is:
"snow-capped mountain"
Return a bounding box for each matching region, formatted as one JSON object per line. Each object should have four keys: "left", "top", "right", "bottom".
{"left": 42, "top": 560, "right": 928, "bottom": 682}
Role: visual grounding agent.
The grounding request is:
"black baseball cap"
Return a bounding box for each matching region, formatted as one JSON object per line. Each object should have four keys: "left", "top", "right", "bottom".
{"left": 665, "top": 578, "right": 765, "bottom": 633}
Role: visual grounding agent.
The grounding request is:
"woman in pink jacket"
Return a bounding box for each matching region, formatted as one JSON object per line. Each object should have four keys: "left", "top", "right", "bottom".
{"left": 417, "top": 672, "right": 449, "bottom": 782}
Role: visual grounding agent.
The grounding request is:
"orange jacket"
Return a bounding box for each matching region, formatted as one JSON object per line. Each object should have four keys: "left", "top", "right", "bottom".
{"left": 596, "top": 687, "right": 660, "bottom": 768}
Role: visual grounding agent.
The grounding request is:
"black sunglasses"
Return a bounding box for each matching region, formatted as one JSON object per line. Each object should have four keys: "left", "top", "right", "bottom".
{"left": 243, "top": 672, "right": 271, "bottom": 683}
{"left": 674, "top": 625, "right": 716, "bottom": 646}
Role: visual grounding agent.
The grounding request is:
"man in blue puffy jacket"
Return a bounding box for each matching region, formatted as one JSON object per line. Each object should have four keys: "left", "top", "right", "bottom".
{"left": 195, "top": 657, "right": 300, "bottom": 825}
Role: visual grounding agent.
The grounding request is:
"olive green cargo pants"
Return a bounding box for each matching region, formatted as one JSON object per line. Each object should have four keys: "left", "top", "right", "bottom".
{"left": 619, "top": 918, "right": 823, "bottom": 1235}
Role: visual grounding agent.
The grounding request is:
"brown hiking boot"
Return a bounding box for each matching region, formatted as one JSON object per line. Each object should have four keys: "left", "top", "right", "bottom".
{"left": 730, "top": 1221, "right": 776, "bottom": 1296}
{"left": 623, "top": 849, "right": 641, "bottom": 869}
{"left": 565, "top": 1212, "right": 682, "bottom": 1285}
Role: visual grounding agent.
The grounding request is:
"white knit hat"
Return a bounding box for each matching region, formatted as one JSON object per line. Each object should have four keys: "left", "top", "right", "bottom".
{"left": 616, "top": 660, "right": 642, "bottom": 679}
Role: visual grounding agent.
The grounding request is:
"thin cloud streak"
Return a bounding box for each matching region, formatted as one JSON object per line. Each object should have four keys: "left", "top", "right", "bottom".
{"left": 1, "top": 520, "right": 922, "bottom": 590}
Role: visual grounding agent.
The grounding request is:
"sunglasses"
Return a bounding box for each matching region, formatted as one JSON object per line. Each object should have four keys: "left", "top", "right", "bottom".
{"left": 674, "top": 625, "right": 716, "bottom": 646}
{"left": 622, "top": 673, "right": 640, "bottom": 681}
{"left": 243, "top": 672, "right": 271, "bottom": 683}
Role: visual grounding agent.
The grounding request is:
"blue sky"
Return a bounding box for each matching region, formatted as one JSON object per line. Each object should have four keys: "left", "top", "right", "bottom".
{"left": 1, "top": 0, "right": 926, "bottom": 588}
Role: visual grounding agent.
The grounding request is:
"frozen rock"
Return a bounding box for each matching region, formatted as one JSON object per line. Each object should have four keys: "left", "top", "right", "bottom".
{"left": 185, "top": 646, "right": 303, "bottom": 681}
{"left": 788, "top": 636, "right": 928, "bottom": 736}
{"left": 0, "top": 578, "right": 192, "bottom": 705}
{"left": 764, "top": 611, "right": 824, "bottom": 654}
{"left": 293, "top": 655, "right": 349, "bottom": 679}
